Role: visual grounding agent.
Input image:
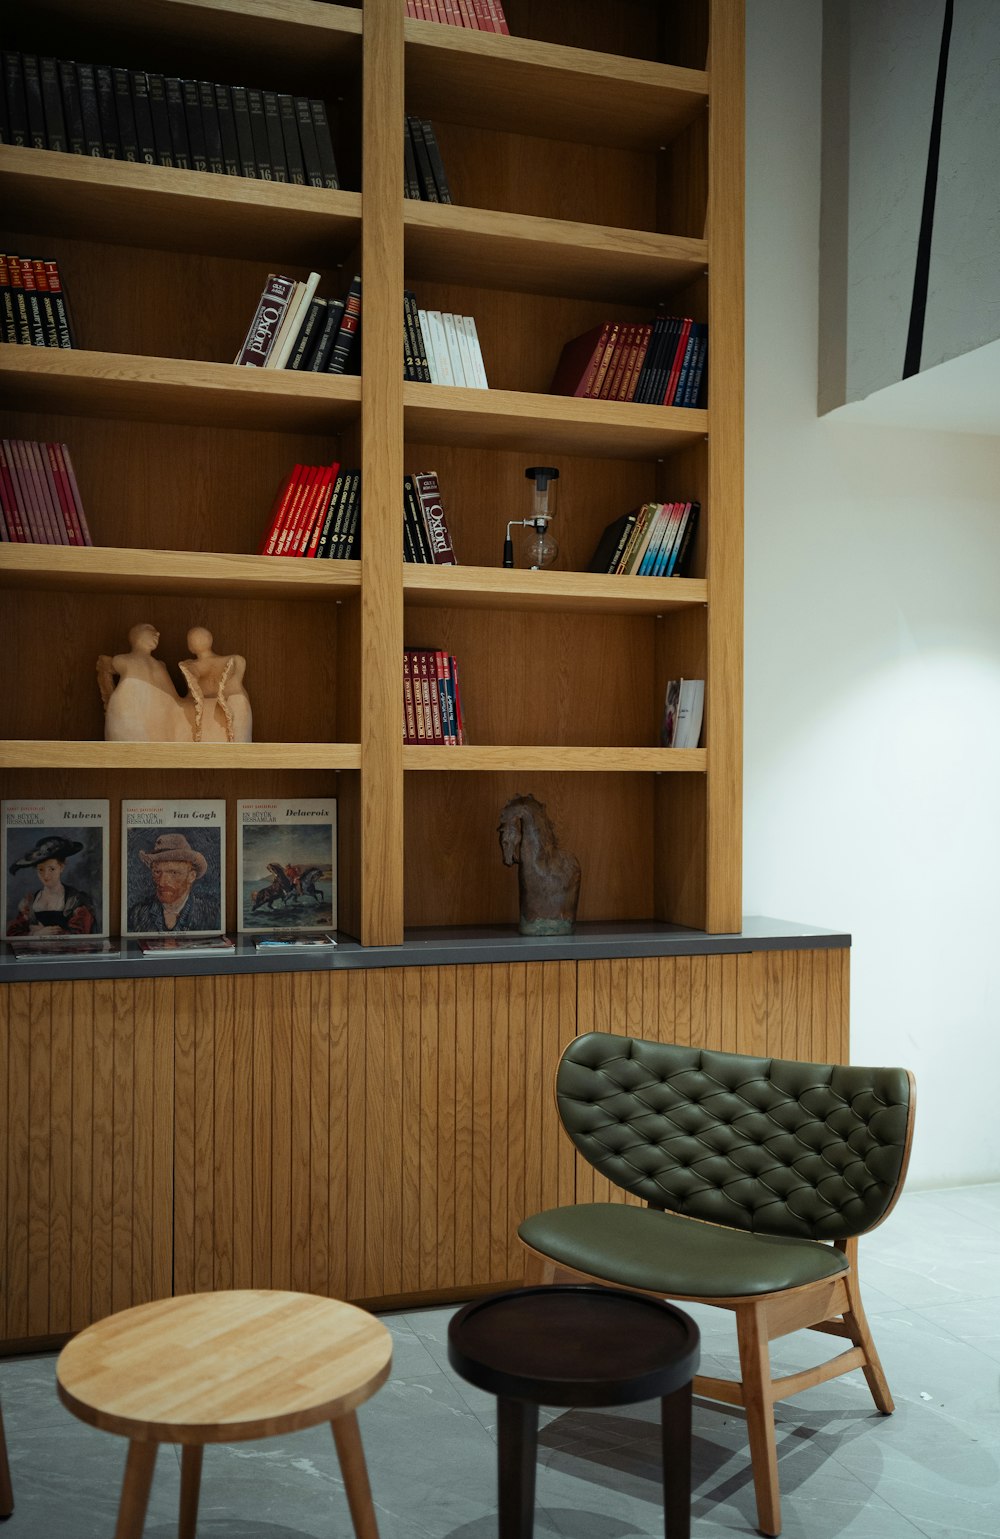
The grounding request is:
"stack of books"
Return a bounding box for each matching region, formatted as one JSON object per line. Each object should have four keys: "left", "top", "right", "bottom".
{"left": 1, "top": 253, "right": 74, "bottom": 348}
{"left": 258, "top": 464, "right": 360, "bottom": 559}
{"left": 403, "top": 472, "right": 457, "bottom": 564}
{"left": 2, "top": 51, "right": 339, "bottom": 186}
{"left": 405, "top": 1, "right": 510, "bottom": 32}
{"left": 404, "top": 649, "right": 467, "bottom": 744}
{"left": 408, "top": 299, "right": 488, "bottom": 387}
{"left": 550, "top": 316, "right": 707, "bottom": 408}
{"left": 0, "top": 439, "right": 93, "bottom": 545}
{"left": 404, "top": 117, "right": 452, "bottom": 201}
{"left": 235, "top": 273, "right": 360, "bottom": 372}
{"left": 660, "top": 679, "right": 705, "bottom": 749}
{"left": 587, "top": 501, "right": 700, "bottom": 578}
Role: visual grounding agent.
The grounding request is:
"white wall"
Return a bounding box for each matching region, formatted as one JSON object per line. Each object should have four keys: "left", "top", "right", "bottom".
{"left": 744, "top": 0, "right": 1000, "bottom": 1188}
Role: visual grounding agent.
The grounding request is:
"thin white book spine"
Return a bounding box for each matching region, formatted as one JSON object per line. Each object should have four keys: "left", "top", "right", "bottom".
{"left": 426, "top": 311, "right": 455, "bottom": 385}
{"left": 269, "top": 271, "right": 321, "bottom": 369}
{"left": 460, "top": 314, "right": 489, "bottom": 387}
{"left": 676, "top": 680, "right": 706, "bottom": 749}
{"left": 453, "top": 315, "right": 478, "bottom": 388}
{"left": 418, "top": 308, "right": 442, "bottom": 384}
{"left": 441, "top": 313, "right": 468, "bottom": 385}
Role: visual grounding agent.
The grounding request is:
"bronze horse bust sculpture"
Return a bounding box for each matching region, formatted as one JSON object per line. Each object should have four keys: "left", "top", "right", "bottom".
{"left": 498, "top": 794, "right": 581, "bottom": 935}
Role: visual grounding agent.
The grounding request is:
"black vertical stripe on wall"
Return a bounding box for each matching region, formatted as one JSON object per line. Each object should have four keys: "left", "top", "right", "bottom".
{"left": 904, "top": 0, "right": 955, "bottom": 378}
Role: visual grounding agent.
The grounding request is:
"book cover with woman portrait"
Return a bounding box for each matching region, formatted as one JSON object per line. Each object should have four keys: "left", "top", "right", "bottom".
{"left": 3, "top": 800, "right": 110, "bottom": 939}
{"left": 122, "top": 800, "right": 225, "bottom": 938}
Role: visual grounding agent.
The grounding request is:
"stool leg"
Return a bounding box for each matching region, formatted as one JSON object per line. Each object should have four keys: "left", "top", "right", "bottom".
{"left": 114, "top": 1441, "right": 157, "bottom": 1539}
{"left": 496, "top": 1397, "right": 538, "bottom": 1539}
{"left": 661, "top": 1382, "right": 693, "bottom": 1539}
{"left": 331, "top": 1411, "right": 380, "bottom": 1539}
{"left": 179, "top": 1445, "right": 203, "bottom": 1539}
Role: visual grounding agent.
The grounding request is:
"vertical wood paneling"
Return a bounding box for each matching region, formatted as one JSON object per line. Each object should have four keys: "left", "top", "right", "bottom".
{"left": 91, "top": 979, "right": 115, "bottom": 1323}
{"left": 471, "top": 968, "right": 493, "bottom": 1284}
{"left": 250, "top": 974, "right": 272, "bottom": 1289}
{"left": 327, "top": 973, "right": 350, "bottom": 1301}
{"left": 521, "top": 961, "right": 544, "bottom": 1246}
{"left": 382, "top": 968, "right": 404, "bottom": 1296}
{"left": 173, "top": 978, "right": 196, "bottom": 1297}
{"left": 556, "top": 963, "right": 577, "bottom": 1209}
{"left": 290, "top": 974, "right": 312, "bottom": 1294}
{"left": 212, "top": 976, "right": 234, "bottom": 1292}
{"left": 270, "top": 974, "right": 293, "bottom": 1291}
{"left": 506, "top": 964, "right": 526, "bottom": 1278}
{"left": 111, "top": 982, "right": 135, "bottom": 1314}
{"left": 453, "top": 966, "right": 475, "bottom": 1289}
{"left": 152, "top": 978, "right": 174, "bottom": 1303}
{"left": 690, "top": 954, "right": 708, "bottom": 1048}
{"left": 48, "top": 983, "right": 73, "bottom": 1333}
{"left": 489, "top": 967, "right": 509, "bottom": 1280}
{"left": 5, "top": 987, "right": 29, "bottom": 1340}
{"left": 400, "top": 966, "right": 422, "bottom": 1295}
{"left": 192, "top": 979, "right": 215, "bottom": 1294}
{"left": 131, "top": 981, "right": 154, "bottom": 1308}
{"left": 69, "top": 982, "right": 94, "bottom": 1332}
{"left": 27, "top": 984, "right": 52, "bottom": 1337}
{"left": 365, "top": 968, "right": 387, "bottom": 1298}
{"left": 830, "top": 947, "right": 849, "bottom": 1064}
{"left": 540, "top": 964, "right": 562, "bottom": 1218}
{"left": 435, "top": 966, "right": 456, "bottom": 1290}
{"left": 419, "top": 969, "right": 438, "bottom": 1291}
{"left": 737, "top": 952, "right": 767, "bottom": 1057}
{"left": 345, "top": 969, "right": 367, "bottom": 1299}
{"left": 231, "top": 976, "right": 254, "bottom": 1289}
{"left": 309, "top": 972, "right": 331, "bottom": 1298}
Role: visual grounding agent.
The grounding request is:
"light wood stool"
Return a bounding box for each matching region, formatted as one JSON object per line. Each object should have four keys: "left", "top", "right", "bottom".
{"left": 56, "top": 1290, "right": 392, "bottom": 1539}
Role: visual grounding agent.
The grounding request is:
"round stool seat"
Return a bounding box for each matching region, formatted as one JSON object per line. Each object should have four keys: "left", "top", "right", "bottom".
{"left": 449, "top": 1284, "right": 700, "bottom": 1407}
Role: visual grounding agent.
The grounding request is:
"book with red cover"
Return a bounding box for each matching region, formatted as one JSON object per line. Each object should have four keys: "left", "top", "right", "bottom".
{"left": 295, "top": 465, "right": 334, "bottom": 556}
{"left": 600, "top": 323, "right": 635, "bottom": 401}
{"left": 620, "top": 322, "right": 653, "bottom": 402}
{"left": 306, "top": 464, "right": 340, "bottom": 556}
{"left": 586, "top": 323, "right": 621, "bottom": 399}
{"left": 57, "top": 444, "right": 93, "bottom": 544}
{"left": 485, "top": 0, "right": 510, "bottom": 33}
{"left": 30, "top": 261, "right": 60, "bottom": 349}
{"left": 471, "top": 1, "right": 495, "bottom": 31}
{"left": 662, "top": 317, "right": 692, "bottom": 405}
{"left": 276, "top": 466, "right": 315, "bottom": 556}
{"left": 42, "top": 260, "right": 75, "bottom": 348}
{"left": 402, "top": 651, "right": 419, "bottom": 743}
{"left": 549, "top": 322, "right": 613, "bottom": 398}
{"left": 258, "top": 466, "right": 299, "bottom": 555}
{"left": 0, "top": 441, "right": 25, "bottom": 541}
{"left": 45, "top": 441, "right": 82, "bottom": 544}
{"left": 412, "top": 471, "right": 457, "bottom": 564}
{"left": 29, "top": 439, "right": 68, "bottom": 544}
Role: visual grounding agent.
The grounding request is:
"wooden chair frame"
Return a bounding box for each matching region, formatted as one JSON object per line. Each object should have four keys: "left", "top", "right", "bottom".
{"left": 521, "top": 1064, "right": 916, "bottom": 1537}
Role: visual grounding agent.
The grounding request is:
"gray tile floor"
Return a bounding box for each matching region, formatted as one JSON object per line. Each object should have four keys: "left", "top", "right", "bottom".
{"left": 3, "top": 1184, "right": 999, "bottom": 1539}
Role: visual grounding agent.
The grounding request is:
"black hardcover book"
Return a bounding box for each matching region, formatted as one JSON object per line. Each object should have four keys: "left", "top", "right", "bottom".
{"left": 95, "top": 66, "right": 121, "bottom": 159}
{"left": 229, "top": 85, "right": 256, "bottom": 177}
{"left": 164, "top": 77, "right": 190, "bottom": 168}
{"left": 328, "top": 274, "right": 361, "bottom": 374}
{"left": 403, "top": 119, "right": 420, "bottom": 199}
{"left": 294, "top": 96, "right": 324, "bottom": 188}
{"left": 3, "top": 53, "right": 28, "bottom": 148}
{"left": 246, "top": 88, "right": 271, "bottom": 179}
{"left": 181, "top": 80, "right": 208, "bottom": 172}
{"left": 0, "top": 74, "right": 8, "bottom": 145}
{"left": 18, "top": 261, "right": 47, "bottom": 347}
{"left": 649, "top": 317, "right": 683, "bottom": 408}
{"left": 407, "top": 293, "right": 432, "bottom": 381}
{"left": 130, "top": 71, "right": 156, "bottom": 165}
{"left": 198, "top": 80, "right": 224, "bottom": 173}
{"left": 315, "top": 469, "right": 346, "bottom": 559}
{"left": 326, "top": 471, "right": 355, "bottom": 559}
{"left": 276, "top": 94, "right": 305, "bottom": 185}
{"left": 402, "top": 292, "right": 418, "bottom": 382}
{"left": 308, "top": 100, "right": 339, "bottom": 189}
{"left": 262, "top": 91, "right": 287, "bottom": 182}
{"left": 214, "top": 82, "right": 240, "bottom": 175}
{"left": 288, "top": 298, "right": 326, "bottom": 370}
{"left": 407, "top": 115, "right": 438, "bottom": 201}
{"left": 58, "top": 61, "right": 85, "bottom": 154}
{"left": 341, "top": 471, "right": 361, "bottom": 559}
{"left": 22, "top": 54, "right": 47, "bottom": 150}
{"left": 308, "top": 298, "right": 343, "bottom": 373}
{"left": 39, "top": 58, "right": 67, "bottom": 152}
{"left": 7, "top": 258, "right": 32, "bottom": 344}
{"left": 634, "top": 315, "right": 672, "bottom": 405}
{"left": 77, "top": 63, "right": 106, "bottom": 158}
{"left": 420, "top": 120, "right": 453, "bottom": 203}
{"left": 586, "top": 510, "right": 637, "bottom": 574}
{"left": 146, "top": 74, "right": 173, "bottom": 165}
{"left": 403, "top": 476, "right": 432, "bottom": 563}
{"left": 112, "top": 68, "right": 139, "bottom": 161}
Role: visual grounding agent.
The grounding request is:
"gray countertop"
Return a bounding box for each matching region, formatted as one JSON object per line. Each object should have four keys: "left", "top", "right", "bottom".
{"left": 0, "top": 915, "right": 850, "bottom": 983}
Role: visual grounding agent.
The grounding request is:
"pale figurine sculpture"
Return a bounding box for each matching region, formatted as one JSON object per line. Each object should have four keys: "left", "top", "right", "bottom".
{"left": 98, "top": 623, "right": 190, "bottom": 743}
{"left": 179, "top": 627, "right": 252, "bottom": 743}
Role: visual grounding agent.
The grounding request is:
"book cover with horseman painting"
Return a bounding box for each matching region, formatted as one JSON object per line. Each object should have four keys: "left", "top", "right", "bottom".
{"left": 3, "top": 800, "right": 110, "bottom": 940}
{"left": 237, "top": 799, "right": 337, "bottom": 933}
{"left": 122, "top": 800, "right": 225, "bottom": 938}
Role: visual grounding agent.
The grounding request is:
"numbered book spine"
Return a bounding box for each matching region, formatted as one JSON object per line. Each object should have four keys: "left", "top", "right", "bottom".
{"left": 182, "top": 79, "right": 208, "bottom": 171}
{"left": 0, "top": 254, "right": 18, "bottom": 344}
{"left": 146, "top": 73, "right": 174, "bottom": 166}
{"left": 309, "top": 100, "right": 339, "bottom": 188}
{"left": 4, "top": 256, "right": 32, "bottom": 344}
{"left": 215, "top": 83, "right": 241, "bottom": 175}
{"left": 39, "top": 57, "right": 67, "bottom": 151}
{"left": 130, "top": 71, "right": 156, "bottom": 165}
{"left": 94, "top": 65, "right": 121, "bottom": 159}
{"left": 43, "top": 260, "right": 74, "bottom": 347}
{"left": 246, "top": 88, "right": 271, "bottom": 179}
{"left": 262, "top": 91, "right": 287, "bottom": 182}
{"left": 294, "top": 96, "right": 324, "bottom": 187}
{"left": 164, "top": 78, "right": 191, "bottom": 168}
{"left": 30, "top": 260, "right": 59, "bottom": 347}
{"left": 3, "top": 52, "right": 28, "bottom": 147}
{"left": 229, "top": 85, "right": 256, "bottom": 176}
{"left": 78, "top": 63, "right": 106, "bottom": 157}
{"left": 198, "top": 79, "right": 224, "bottom": 173}
{"left": 112, "top": 68, "right": 139, "bottom": 161}
{"left": 277, "top": 94, "right": 306, "bottom": 184}
{"left": 22, "top": 54, "right": 47, "bottom": 149}
{"left": 58, "top": 61, "right": 85, "bottom": 154}
{"left": 18, "top": 260, "right": 47, "bottom": 347}
{"left": 328, "top": 275, "right": 361, "bottom": 373}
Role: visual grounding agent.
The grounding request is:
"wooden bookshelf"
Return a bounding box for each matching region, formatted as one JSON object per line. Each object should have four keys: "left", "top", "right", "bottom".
{"left": 0, "top": 0, "right": 742, "bottom": 944}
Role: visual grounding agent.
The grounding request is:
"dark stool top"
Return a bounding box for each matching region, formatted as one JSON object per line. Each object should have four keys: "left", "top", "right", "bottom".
{"left": 448, "top": 1285, "right": 700, "bottom": 1408}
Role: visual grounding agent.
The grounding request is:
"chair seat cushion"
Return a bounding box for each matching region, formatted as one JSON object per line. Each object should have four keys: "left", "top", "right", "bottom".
{"left": 519, "top": 1203, "right": 850, "bottom": 1298}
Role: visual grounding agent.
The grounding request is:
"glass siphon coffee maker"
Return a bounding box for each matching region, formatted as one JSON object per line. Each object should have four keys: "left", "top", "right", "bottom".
{"left": 503, "top": 467, "right": 560, "bottom": 570}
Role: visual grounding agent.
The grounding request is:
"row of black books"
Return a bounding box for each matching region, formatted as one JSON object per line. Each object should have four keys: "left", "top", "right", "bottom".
{"left": 258, "top": 463, "right": 361, "bottom": 559}
{"left": 1, "top": 51, "right": 339, "bottom": 187}
{"left": 0, "top": 253, "right": 74, "bottom": 348}
{"left": 587, "top": 500, "right": 700, "bottom": 578}
{"left": 404, "top": 116, "right": 452, "bottom": 202}
{"left": 0, "top": 438, "right": 92, "bottom": 546}
{"left": 550, "top": 315, "right": 707, "bottom": 408}
{"left": 403, "top": 650, "right": 467, "bottom": 744}
{"left": 236, "top": 273, "right": 361, "bottom": 373}
{"left": 405, "top": 0, "right": 510, "bottom": 31}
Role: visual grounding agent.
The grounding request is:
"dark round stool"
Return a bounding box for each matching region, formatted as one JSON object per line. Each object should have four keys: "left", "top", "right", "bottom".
{"left": 448, "top": 1284, "right": 700, "bottom": 1539}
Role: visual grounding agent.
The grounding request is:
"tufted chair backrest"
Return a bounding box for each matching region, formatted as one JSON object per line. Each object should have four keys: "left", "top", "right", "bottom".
{"left": 558, "top": 1033, "right": 915, "bottom": 1243}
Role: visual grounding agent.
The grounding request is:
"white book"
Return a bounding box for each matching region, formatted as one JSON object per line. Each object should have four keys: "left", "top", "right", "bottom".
{"left": 425, "top": 311, "right": 455, "bottom": 386}
{"left": 418, "top": 307, "right": 442, "bottom": 384}
{"left": 270, "top": 271, "right": 322, "bottom": 369}
{"left": 441, "top": 313, "right": 469, "bottom": 385}
{"left": 237, "top": 798, "right": 337, "bottom": 934}
{"left": 122, "top": 800, "right": 226, "bottom": 938}
{"left": 453, "top": 315, "right": 479, "bottom": 389}
{"left": 675, "top": 680, "right": 706, "bottom": 749}
{"left": 460, "top": 314, "right": 489, "bottom": 388}
{"left": 3, "top": 799, "right": 110, "bottom": 939}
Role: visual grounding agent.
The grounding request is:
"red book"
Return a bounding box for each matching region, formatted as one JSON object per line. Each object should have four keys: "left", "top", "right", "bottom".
{"left": 294, "top": 465, "right": 333, "bottom": 556}
{"left": 45, "top": 442, "right": 82, "bottom": 544}
{"left": 601, "top": 323, "right": 635, "bottom": 401}
{"left": 485, "top": 0, "right": 510, "bottom": 35}
{"left": 276, "top": 466, "right": 314, "bottom": 556}
{"left": 306, "top": 463, "right": 340, "bottom": 556}
{"left": 662, "top": 317, "right": 692, "bottom": 405}
{"left": 585, "top": 323, "right": 621, "bottom": 399}
{"left": 456, "top": 0, "right": 478, "bottom": 26}
{"left": 621, "top": 322, "right": 653, "bottom": 402}
{"left": 434, "top": 651, "right": 455, "bottom": 743}
{"left": 42, "top": 260, "right": 74, "bottom": 347}
{"left": 5, "top": 257, "right": 32, "bottom": 345}
{"left": 57, "top": 445, "right": 93, "bottom": 544}
{"left": 418, "top": 650, "right": 444, "bottom": 742}
{"left": 402, "top": 652, "right": 419, "bottom": 743}
{"left": 258, "top": 466, "right": 299, "bottom": 555}
{"left": 471, "top": 0, "right": 495, "bottom": 30}
{"left": 28, "top": 439, "right": 68, "bottom": 543}
{"left": 11, "top": 440, "right": 48, "bottom": 542}
{"left": 0, "top": 441, "right": 25, "bottom": 541}
{"left": 549, "top": 322, "right": 614, "bottom": 398}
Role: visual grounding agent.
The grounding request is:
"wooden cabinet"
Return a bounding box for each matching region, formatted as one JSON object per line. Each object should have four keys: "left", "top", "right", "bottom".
{"left": 0, "top": 0, "right": 743, "bottom": 944}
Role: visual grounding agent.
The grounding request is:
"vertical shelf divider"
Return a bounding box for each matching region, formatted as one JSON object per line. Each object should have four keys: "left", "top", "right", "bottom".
{"left": 360, "top": 0, "right": 406, "bottom": 944}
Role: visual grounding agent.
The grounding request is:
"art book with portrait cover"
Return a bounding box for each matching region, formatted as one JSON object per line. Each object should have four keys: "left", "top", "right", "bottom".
{"left": 122, "top": 800, "right": 225, "bottom": 938}
{"left": 3, "top": 799, "right": 110, "bottom": 939}
{"left": 237, "top": 799, "right": 336, "bottom": 933}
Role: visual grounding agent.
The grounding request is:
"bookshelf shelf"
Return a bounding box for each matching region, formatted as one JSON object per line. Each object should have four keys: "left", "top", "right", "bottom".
{"left": 404, "top": 201, "right": 707, "bottom": 305}
{"left": 0, "top": 146, "right": 363, "bottom": 265}
{"left": 0, "top": 741, "right": 361, "bottom": 771}
{"left": 403, "top": 382, "right": 707, "bottom": 458}
{"left": 403, "top": 564, "right": 707, "bottom": 615}
{"left": 405, "top": 22, "right": 708, "bottom": 149}
{"left": 0, "top": 347, "right": 362, "bottom": 431}
{"left": 0, "top": 543, "right": 362, "bottom": 602}
{"left": 403, "top": 746, "right": 706, "bottom": 772}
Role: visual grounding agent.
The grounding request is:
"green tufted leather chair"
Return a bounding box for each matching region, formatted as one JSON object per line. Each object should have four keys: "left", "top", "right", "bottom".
{"left": 518, "top": 1033, "right": 916, "bottom": 1537}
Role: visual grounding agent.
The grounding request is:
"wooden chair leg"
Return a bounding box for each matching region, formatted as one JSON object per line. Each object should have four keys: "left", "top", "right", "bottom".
{"left": 178, "top": 1444, "right": 203, "bottom": 1539}
{"left": 661, "top": 1380, "right": 693, "bottom": 1539}
{"left": 331, "top": 1410, "right": 380, "bottom": 1539}
{"left": 114, "top": 1441, "right": 158, "bottom": 1539}
{"left": 497, "top": 1395, "right": 539, "bottom": 1539}
{"left": 841, "top": 1256, "right": 894, "bottom": 1414}
{"left": 522, "top": 1248, "right": 556, "bottom": 1285}
{"left": 0, "top": 1402, "right": 13, "bottom": 1518}
{"left": 736, "top": 1302, "right": 781, "bottom": 1538}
